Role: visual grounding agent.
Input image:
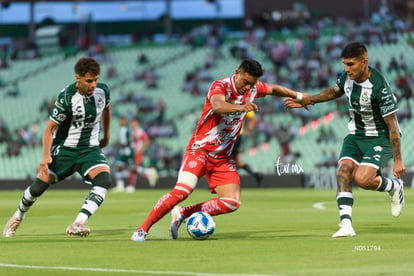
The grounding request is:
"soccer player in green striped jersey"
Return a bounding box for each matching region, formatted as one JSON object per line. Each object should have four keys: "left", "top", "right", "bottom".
{"left": 3, "top": 57, "right": 113, "bottom": 238}
{"left": 285, "top": 42, "right": 405, "bottom": 237}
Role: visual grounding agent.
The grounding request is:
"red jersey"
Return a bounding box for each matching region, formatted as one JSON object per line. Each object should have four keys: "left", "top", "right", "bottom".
{"left": 187, "top": 76, "right": 268, "bottom": 158}
{"left": 132, "top": 127, "right": 149, "bottom": 153}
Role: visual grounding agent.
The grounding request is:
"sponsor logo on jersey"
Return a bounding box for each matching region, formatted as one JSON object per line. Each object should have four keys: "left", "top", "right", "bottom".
{"left": 381, "top": 104, "right": 396, "bottom": 114}
{"left": 57, "top": 113, "right": 66, "bottom": 122}
{"left": 373, "top": 146, "right": 383, "bottom": 152}
{"left": 196, "top": 156, "right": 206, "bottom": 165}
{"left": 53, "top": 108, "right": 66, "bottom": 122}
{"left": 228, "top": 160, "right": 237, "bottom": 171}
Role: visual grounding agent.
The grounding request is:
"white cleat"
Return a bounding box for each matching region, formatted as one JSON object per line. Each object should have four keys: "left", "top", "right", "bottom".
{"left": 3, "top": 213, "right": 23, "bottom": 238}
{"left": 170, "top": 206, "right": 185, "bottom": 240}
{"left": 389, "top": 178, "right": 405, "bottom": 217}
{"left": 125, "top": 185, "right": 136, "bottom": 193}
{"left": 332, "top": 220, "right": 356, "bottom": 238}
{"left": 131, "top": 229, "right": 147, "bottom": 242}
{"left": 147, "top": 168, "right": 159, "bottom": 188}
{"left": 66, "top": 222, "right": 90, "bottom": 237}
{"left": 111, "top": 186, "right": 125, "bottom": 192}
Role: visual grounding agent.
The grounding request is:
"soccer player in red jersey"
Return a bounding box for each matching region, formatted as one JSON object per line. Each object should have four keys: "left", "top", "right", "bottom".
{"left": 131, "top": 59, "right": 305, "bottom": 241}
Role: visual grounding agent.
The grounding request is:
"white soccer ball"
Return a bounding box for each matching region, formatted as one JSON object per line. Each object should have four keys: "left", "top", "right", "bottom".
{"left": 186, "top": 211, "right": 216, "bottom": 240}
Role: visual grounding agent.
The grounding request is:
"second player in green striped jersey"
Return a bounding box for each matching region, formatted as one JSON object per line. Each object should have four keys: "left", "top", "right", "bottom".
{"left": 284, "top": 42, "right": 405, "bottom": 238}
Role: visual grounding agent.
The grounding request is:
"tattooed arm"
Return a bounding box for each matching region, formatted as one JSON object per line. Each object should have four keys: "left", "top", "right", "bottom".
{"left": 384, "top": 113, "right": 406, "bottom": 178}
{"left": 308, "top": 87, "right": 344, "bottom": 104}
{"left": 285, "top": 86, "right": 344, "bottom": 109}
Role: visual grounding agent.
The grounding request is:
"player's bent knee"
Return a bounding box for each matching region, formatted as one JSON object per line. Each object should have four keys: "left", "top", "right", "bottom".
{"left": 92, "top": 172, "right": 112, "bottom": 189}
{"left": 177, "top": 171, "right": 198, "bottom": 189}
{"left": 29, "top": 178, "right": 50, "bottom": 197}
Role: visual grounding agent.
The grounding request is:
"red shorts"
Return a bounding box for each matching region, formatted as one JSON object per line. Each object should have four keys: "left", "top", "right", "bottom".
{"left": 134, "top": 153, "right": 143, "bottom": 166}
{"left": 180, "top": 150, "right": 240, "bottom": 192}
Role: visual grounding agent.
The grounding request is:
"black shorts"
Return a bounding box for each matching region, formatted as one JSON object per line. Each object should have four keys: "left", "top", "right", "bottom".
{"left": 232, "top": 135, "right": 244, "bottom": 156}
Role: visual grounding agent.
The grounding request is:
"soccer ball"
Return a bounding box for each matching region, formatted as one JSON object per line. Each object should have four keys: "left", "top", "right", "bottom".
{"left": 186, "top": 211, "right": 216, "bottom": 240}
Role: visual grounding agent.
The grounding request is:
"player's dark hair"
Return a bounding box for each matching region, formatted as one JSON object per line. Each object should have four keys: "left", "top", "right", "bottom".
{"left": 238, "top": 59, "right": 264, "bottom": 77}
{"left": 74, "top": 57, "right": 101, "bottom": 76}
{"left": 341, "top": 42, "right": 368, "bottom": 59}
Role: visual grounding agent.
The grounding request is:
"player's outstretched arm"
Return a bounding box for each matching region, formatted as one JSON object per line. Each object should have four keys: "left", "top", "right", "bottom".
{"left": 266, "top": 84, "right": 308, "bottom": 99}
{"left": 267, "top": 84, "right": 310, "bottom": 110}
{"left": 284, "top": 87, "right": 342, "bottom": 110}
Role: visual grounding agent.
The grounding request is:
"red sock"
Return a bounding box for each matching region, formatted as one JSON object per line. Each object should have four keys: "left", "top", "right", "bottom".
{"left": 138, "top": 183, "right": 193, "bottom": 232}
{"left": 128, "top": 171, "right": 137, "bottom": 186}
{"left": 181, "top": 197, "right": 240, "bottom": 218}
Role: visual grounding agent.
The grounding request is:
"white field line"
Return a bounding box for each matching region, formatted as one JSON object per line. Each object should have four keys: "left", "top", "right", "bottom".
{"left": 312, "top": 202, "right": 328, "bottom": 210}
{"left": 0, "top": 263, "right": 281, "bottom": 276}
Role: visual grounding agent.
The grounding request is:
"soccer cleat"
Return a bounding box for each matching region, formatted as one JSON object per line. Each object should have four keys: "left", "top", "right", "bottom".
{"left": 131, "top": 229, "right": 147, "bottom": 242}
{"left": 170, "top": 206, "right": 185, "bottom": 240}
{"left": 332, "top": 220, "right": 356, "bottom": 238}
{"left": 3, "top": 213, "right": 22, "bottom": 238}
{"left": 125, "top": 185, "right": 136, "bottom": 193}
{"left": 389, "top": 178, "right": 405, "bottom": 217}
{"left": 111, "top": 186, "right": 125, "bottom": 192}
{"left": 146, "top": 168, "right": 159, "bottom": 188}
{"left": 66, "top": 222, "right": 90, "bottom": 237}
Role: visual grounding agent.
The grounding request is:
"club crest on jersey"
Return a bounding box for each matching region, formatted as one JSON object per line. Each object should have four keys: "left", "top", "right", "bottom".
{"left": 97, "top": 97, "right": 105, "bottom": 108}
{"left": 360, "top": 90, "right": 369, "bottom": 103}
{"left": 189, "top": 161, "right": 198, "bottom": 169}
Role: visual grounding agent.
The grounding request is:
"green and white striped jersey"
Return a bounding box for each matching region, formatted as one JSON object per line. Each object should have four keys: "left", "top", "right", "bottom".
{"left": 334, "top": 66, "right": 399, "bottom": 137}
{"left": 50, "top": 82, "right": 110, "bottom": 148}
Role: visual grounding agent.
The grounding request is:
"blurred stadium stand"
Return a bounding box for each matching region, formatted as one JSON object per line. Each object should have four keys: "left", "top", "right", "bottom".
{"left": 1, "top": 0, "right": 414, "bottom": 189}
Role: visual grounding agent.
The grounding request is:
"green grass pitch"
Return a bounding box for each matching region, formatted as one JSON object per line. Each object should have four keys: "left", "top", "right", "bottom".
{"left": 1, "top": 188, "right": 413, "bottom": 276}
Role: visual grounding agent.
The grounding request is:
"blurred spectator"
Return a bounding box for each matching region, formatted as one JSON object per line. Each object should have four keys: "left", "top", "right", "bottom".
{"left": 0, "top": 116, "right": 9, "bottom": 143}
{"left": 269, "top": 41, "right": 290, "bottom": 68}
{"left": 398, "top": 101, "right": 412, "bottom": 123}
{"left": 387, "top": 56, "right": 399, "bottom": 72}
{"left": 156, "top": 98, "right": 167, "bottom": 124}
{"left": 396, "top": 72, "right": 412, "bottom": 100}
{"left": 106, "top": 66, "right": 117, "bottom": 79}
{"left": 143, "top": 66, "right": 159, "bottom": 89}
{"left": 0, "top": 57, "right": 9, "bottom": 69}
{"left": 316, "top": 126, "right": 336, "bottom": 144}
{"left": 138, "top": 53, "right": 149, "bottom": 64}
{"left": 316, "top": 150, "right": 337, "bottom": 168}
{"left": 6, "top": 81, "right": 20, "bottom": 97}
{"left": 5, "top": 130, "right": 22, "bottom": 157}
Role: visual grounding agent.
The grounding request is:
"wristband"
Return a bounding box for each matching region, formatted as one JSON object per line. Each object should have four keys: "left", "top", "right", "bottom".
{"left": 296, "top": 92, "right": 303, "bottom": 102}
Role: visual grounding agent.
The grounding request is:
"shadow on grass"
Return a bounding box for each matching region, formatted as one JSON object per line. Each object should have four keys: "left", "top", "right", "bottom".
{"left": 1, "top": 228, "right": 134, "bottom": 243}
